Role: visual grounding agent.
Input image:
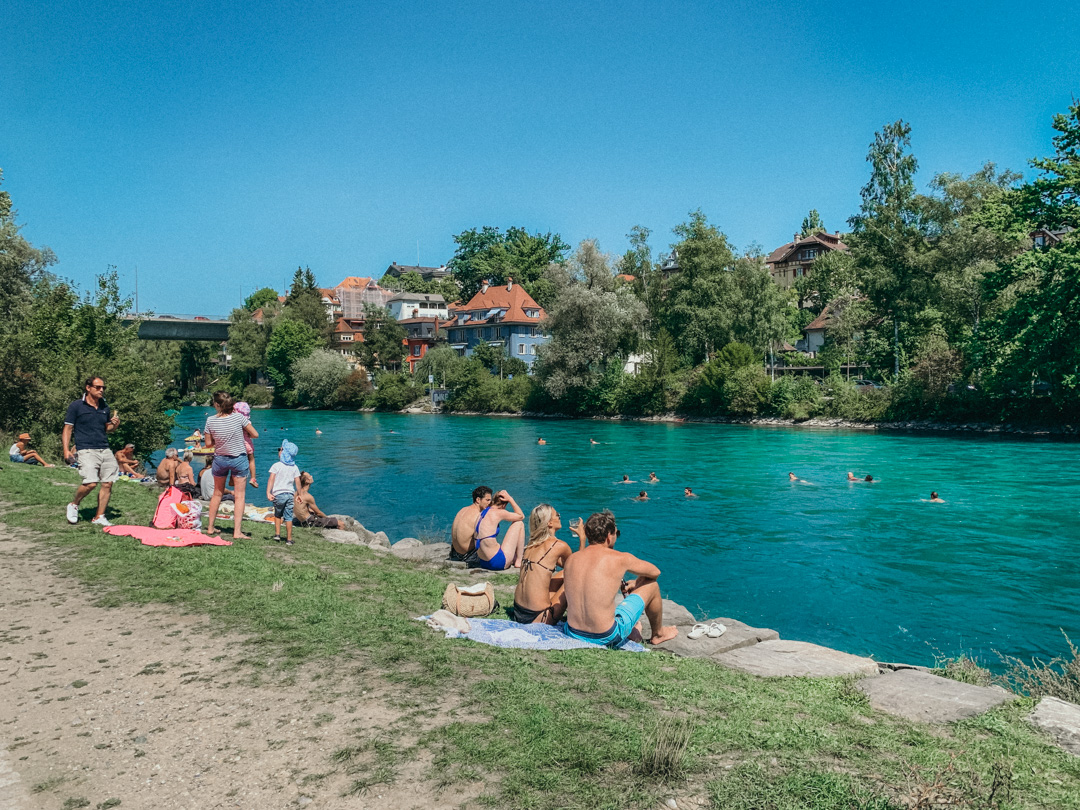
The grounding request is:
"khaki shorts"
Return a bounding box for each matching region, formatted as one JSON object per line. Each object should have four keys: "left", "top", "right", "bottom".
{"left": 77, "top": 448, "right": 119, "bottom": 485}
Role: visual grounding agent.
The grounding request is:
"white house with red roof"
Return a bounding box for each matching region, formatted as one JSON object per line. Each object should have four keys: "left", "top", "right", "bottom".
{"left": 445, "top": 278, "right": 548, "bottom": 367}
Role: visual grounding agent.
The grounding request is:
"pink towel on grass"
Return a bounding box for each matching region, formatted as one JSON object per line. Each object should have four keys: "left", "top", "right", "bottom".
{"left": 103, "top": 525, "right": 233, "bottom": 547}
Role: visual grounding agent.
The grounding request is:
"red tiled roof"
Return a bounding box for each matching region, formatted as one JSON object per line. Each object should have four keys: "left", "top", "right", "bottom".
{"left": 451, "top": 281, "right": 545, "bottom": 326}
{"left": 335, "top": 276, "right": 375, "bottom": 289}
{"left": 804, "top": 305, "right": 834, "bottom": 332}
{"left": 767, "top": 232, "right": 849, "bottom": 267}
{"left": 615, "top": 273, "right": 636, "bottom": 282}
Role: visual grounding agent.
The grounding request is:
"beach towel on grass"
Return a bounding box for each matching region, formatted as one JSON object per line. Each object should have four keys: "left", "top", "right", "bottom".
{"left": 103, "top": 525, "right": 233, "bottom": 547}
{"left": 416, "top": 616, "right": 647, "bottom": 653}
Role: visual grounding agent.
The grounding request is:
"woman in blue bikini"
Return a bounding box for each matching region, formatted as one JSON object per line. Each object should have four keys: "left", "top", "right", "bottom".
{"left": 472, "top": 489, "right": 526, "bottom": 570}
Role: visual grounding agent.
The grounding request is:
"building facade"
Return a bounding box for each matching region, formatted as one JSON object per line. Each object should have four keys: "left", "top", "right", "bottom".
{"left": 386, "top": 291, "right": 448, "bottom": 322}
{"left": 766, "top": 231, "right": 849, "bottom": 289}
{"left": 445, "top": 279, "right": 548, "bottom": 367}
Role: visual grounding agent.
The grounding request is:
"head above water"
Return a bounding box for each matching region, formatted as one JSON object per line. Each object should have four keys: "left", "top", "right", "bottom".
{"left": 684, "top": 487, "right": 693, "bottom": 494}
{"left": 584, "top": 510, "right": 616, "bottom": 545}
{"left": 472, "top": 485, "right": 492, "bottom": 506}
{"left": 639, "top": 491, "right": 647, "bottom": 498}
{"left": 865, "top": 474, "right": 874, "bottom": 482}
{"left": 931, "top": 491, "right": 939, "bottom": 499}
{"left": 622, "top": 474, "right": 629, "bottom": 481}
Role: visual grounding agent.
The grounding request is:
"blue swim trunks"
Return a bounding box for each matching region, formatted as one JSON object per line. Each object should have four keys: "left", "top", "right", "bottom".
{"left": 472, "top": 548, "right": 507, "bottom": 570}
{"left": 565, "top": 593, "right": 646, "bottom": 648}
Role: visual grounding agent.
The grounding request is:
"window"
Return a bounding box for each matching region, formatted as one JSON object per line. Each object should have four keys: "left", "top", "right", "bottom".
{"left": 529, "top": 345, "right": 537, "bottom": 355}
{"left": 497, "top": 327, "right": 505, "bottom": 339}
{"left": 1034, "top": 235, "right": 1046, "bottom": 247}
{"left": 799, "top": 248, "right": 818, "bottom": 260}
{"left": 518, "top": 344, "right": 525, "bottom": 355}
{"left": 796, "top": 267, "right": 804, "bottom": 277}
{"left": 412, "top": 345, "right": 421, "bottom": 356}
{"left": 485, "top": 327, "right": 493, "bottom": 340}
{"left": 529, "top": 326, "right": 537, "bottom": 337}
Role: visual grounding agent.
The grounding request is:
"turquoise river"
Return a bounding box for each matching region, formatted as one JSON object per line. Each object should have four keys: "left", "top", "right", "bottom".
{"left": 168, "top": 407, "right": 1079, "bottom": 669}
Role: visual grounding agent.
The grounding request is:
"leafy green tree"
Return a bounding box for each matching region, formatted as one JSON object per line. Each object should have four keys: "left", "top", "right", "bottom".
{"left": 618, "top": 225, "right": 664, "bottom": 327}
{"left": 226, "top": 309, "right": 272, "bottom": 386}
{"left": 280, "top": 266, "right": 331, "bottom": 338}
{"left": 448, "top": 226, "right": 569, "bottom": 303}
{"left": 416, "top": 345, "right": 463, "bottom": 388}
{"left": 265, "top": 319, "right": 320, "bottom": 393}
{"left": 368, "top": 371, "right": 421, "bottom": 410}
{"left": 800, "top": 209, "right": 826, "bottom": 237}
{"left": 358, "top": 307, "right": 406, "bottom": 371}
{"left": 794, "top": 249, "right": 859, "bottom": 312}
{"left": 292, "top": 348, "right": 351, "bottom": 408}
{"left": 848, "top": 120, "right": 937, "bottom": 378}
{"left": 715, "top": 342, "right": 759, "bottom": 370}
{"left": 178, "top": 340, "right": 216, "bottom": 396}
{"left": 243, "top": 287, "right": 280, "bottom": 312}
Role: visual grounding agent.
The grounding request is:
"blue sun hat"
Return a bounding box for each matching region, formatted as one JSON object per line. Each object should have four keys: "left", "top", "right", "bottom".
{"left": 280, "top": 440, "right": 298, "bottom": 466}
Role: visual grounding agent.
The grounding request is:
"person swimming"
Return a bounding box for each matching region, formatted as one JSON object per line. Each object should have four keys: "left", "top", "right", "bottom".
{"left": 633, "top": 490, "right": 648, "bottom": 502}
{"left": 928, "top": 491, "right": 945, "bottom": 503}
{"left": 617, "top": 474, "right": 636, "bottom": 484}
{"left": 590, "top": 439, "right": 599, "bottom": 445}
{"left": 647, "top": 472, "right": 659, "bottom": 483}
{"left": 537, "top": 438, "right": 546, "bottom": 445}
{"left": 315, "top": 428, "right": 322, "bottom": 435}
{"left": 847, "top": 472, "right": 875, "bottom": 482}
{"left": 684, "top": 487, "right": 697, "bottom": 498}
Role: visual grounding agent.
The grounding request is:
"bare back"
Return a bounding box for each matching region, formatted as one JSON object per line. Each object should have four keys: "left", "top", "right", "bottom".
{"left": 156, "top": 458, "right": 178, "bottom": 486}
{"left": 563, "top": 545, "right": 638, "bottom": 633}
{"left": 514, "top": 538, "right": 572, "bottom": 610}
{"left": 174, "top": 461, "right": 194, "bottom": 485}
{"left": 451, "top": 504, "right": 480, "bottom": 555}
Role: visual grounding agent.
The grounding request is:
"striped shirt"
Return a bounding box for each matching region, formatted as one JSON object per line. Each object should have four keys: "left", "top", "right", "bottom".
{"left": 204, "top": 412, "right": 251, "bottom": 458}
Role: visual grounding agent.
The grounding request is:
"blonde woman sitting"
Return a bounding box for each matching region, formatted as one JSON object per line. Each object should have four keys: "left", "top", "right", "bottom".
{"left": 512, "top": 504, "right": 585, "bottom": 625}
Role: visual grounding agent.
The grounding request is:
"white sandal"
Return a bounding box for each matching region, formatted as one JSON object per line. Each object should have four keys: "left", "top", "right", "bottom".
{"left": 687, "top": 623, "right": 710, "bottom": 640}
{"left": 707, "top": 623, "right": 727, "bottom": 638}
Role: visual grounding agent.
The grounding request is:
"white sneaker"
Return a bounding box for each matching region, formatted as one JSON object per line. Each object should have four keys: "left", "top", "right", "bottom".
{"left": 66, "top": 503, "right": 79, "bottom": 524}
{"left": 90, "top": 516, "right": 112, "bottom": 528}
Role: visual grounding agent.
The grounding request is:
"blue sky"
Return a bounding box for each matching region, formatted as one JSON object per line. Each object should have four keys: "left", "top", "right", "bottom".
{"left": 3, "top": 0, "right": 1077, "bottom": 318}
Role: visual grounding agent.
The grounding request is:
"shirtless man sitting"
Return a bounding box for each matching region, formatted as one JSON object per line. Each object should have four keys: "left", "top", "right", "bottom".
{"left": 562, "top": 511, "right": 678, "bottom": 647}
{"left": 449, "top": 485, "right": 489, "bottom": 563}
{"left": 471, "top": 489, "right": 525, "bottom": 570}
{"left": 114, "top": 444, "right": 139, "bottom": 476}
{"left": 156, "top": 447, "right": 179, "bottom": 486}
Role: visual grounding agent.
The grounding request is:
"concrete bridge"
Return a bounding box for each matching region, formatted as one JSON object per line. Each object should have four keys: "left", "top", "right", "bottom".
{"left": 124, "top": 316, "right": 231, "bottom": 341}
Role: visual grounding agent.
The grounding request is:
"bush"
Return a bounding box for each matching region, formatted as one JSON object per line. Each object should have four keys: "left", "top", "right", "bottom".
{"left": 292, "top": 349, "right": 350, "bottom": 409}
{"left": 769, "top": 375, "right": 822, "bottom": 420}
{"left": 241, "top": 384, "right": 273, "bottom": 407}
{"left": 334, "top": 371, "right": 371, "bottom": 408}
{"left": 723, "top": 366, "right": 772, "bottom": 416}
{"left": 367, "top": 372, "right": 421, "bottom": 411}
{"left": 820, "top": 375, "right": 892, "bottom": 421}
{"left": 999, "top": 632, "right": 1080, "bottom": 702}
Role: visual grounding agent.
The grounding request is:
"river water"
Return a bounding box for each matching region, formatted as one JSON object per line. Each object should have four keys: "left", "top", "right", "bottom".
{"left": 168, "top": 407, "right": 1079, "bottom": 668}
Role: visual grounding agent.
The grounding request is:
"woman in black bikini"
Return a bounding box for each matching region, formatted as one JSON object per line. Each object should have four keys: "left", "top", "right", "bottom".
{"left": 512, "top": 504, "right": 585, "bottom": 625}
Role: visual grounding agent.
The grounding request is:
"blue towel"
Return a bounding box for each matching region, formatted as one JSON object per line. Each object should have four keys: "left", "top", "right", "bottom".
{"left": 418, "top": 616, "right": 647, "bottom": 652}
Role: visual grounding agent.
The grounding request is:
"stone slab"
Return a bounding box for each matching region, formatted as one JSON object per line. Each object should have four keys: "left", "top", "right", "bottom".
{"left": 391, "top": 542, "right": 453, "bottom": 562}
{"left": 1029, "top": 696, "right": 1080, "bottom": 756}
{"left": 320, "top": 529, "right": 362, "bottom": 546}
{"left": 715, "top": 640, "right": 879, "bottom": 678}
{"left": 656, "top": 618, "right": 780, "bottom": 657}
{"left": 857, "top": 669, "right": 1013, "bottom": 723}
{"left": 392, "top": 537, "right": 424, "bottom": 550}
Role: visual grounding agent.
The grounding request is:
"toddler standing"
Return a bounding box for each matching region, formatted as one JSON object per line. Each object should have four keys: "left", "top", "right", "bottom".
{"left": 267, "top": 440, "right": 300, "bottom": 545}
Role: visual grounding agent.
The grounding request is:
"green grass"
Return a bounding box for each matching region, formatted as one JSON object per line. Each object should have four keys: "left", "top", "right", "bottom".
{"left": 3, "top": 462, "right": 1080, "bottom": 809}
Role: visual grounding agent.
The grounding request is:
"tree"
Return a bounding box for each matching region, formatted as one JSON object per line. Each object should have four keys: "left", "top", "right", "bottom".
{"left": 243, "top": 287, "right": 280, "bottom": 312}
{"left": 416, "top": 345, "right": 463, "bottom": 388}
{"left": 795, "top": 249, "right": 859, "bottom": 312}
{"left": 358, "top": 307, "right": 406, "bottom": 371}
{"left": 848, "top": 121, "right": 936, "bottom": 378}
{"left": 715, "top": 342, "right": 759, "bottom": 370}
{"left": 265, "top": 319, "right": 320, "bottom": 393}
{"left": 281, "top": 266, "right": 331, "bottom": 338}
{"left": 448, "top": 226, "right": 569, "bottom": 303}
{"left": 618, "top": 225, "right": 664, "bottom": 327}
{"left": 178, "top": 340, "right": 216, "bottom": 396}
{"left": 800, "top": 209, "right": 826, "bottom": 237}
{"left": 226, "top": 309, "right": 271, "bottom": 386}
{"left": 292, "top": 349, "right": 351, "bottom": 408}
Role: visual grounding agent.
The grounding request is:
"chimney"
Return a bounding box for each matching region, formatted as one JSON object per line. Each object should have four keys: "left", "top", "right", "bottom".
{"left": 835, "top": 230, "right": 840, "bottom": 235}
{"left": 481, "top": 280, "right": 489, "bottom": 294}
{"left": 506, "top": 276, "right": 513, "bottom": 291}
{"left": 794, "top": 234, "right": 799, "bottom": 243}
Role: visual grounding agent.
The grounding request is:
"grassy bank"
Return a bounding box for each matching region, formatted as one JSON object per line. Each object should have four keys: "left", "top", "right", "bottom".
{"left": 2, "top": 463, "right": 1079, "bottom": 809}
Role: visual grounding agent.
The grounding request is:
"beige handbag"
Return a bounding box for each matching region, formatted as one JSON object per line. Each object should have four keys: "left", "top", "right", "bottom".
{"left": 441, "top": 582, "right": 499, "bottom": 618}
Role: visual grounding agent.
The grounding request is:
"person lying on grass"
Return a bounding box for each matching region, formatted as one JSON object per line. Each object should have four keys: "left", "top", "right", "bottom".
{"left": 562, "top": 510, "right": 678, "bottom": 647}
{"left": 511, "top": 504, "right": 585, "bottom": 625}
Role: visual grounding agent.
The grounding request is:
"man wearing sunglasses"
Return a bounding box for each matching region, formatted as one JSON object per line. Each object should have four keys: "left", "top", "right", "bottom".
{"left": 62, "top": 376, "right": 121, "bottom": 527}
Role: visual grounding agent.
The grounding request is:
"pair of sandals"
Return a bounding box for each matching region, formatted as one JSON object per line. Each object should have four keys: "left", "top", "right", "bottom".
{"left": 687, "top": 622, "right": 727, "bottom": 640}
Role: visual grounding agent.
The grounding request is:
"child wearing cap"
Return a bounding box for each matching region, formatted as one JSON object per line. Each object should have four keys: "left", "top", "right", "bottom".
{"left": 267, "top": 440, "right": 300, "bottom": 545}
{"left": 232, "top": 401, "right": 259, "bottom": 487}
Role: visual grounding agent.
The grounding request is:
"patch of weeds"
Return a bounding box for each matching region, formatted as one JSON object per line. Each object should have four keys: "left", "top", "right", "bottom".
{"left": 708, "top": 762, "right": 896, "bottom": 810}
{"left": 932, "top": 654, "right": 994, "bottom": 687}
{"left": 267, "top": 739, "right": 287, "bottom": 750}
{"left": 998, "top": 631, "right": 1080, "bottom": 702}
{"left": 71, "top": 679, "right": 88, "bottom": 688}
{"left": 32, "top": 775, "right": 68, "bottom": 793}
{"left": 61, "top": 798, "right": 90, "bottom": 810}
{"left": 234, "top": 720, "right": 252, "bottom": 729}
{"left": 636, "top": 715, "right": 693, "bottom": 781}
{"left": 97, "top": 800, "right": 121, "bottom": 809}
{"left": 836, "top": 674, "right": 872, "bottom": 709}
{"left": 136, "top": 662, "right": 164, "bottom": 676}
{"left": 313, "top": 712, "right": 334, "bottom": 728}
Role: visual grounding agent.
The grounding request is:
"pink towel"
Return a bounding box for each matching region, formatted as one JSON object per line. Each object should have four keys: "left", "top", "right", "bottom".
{"left": 103, "top": 525, "right": 233, "bottom": 547}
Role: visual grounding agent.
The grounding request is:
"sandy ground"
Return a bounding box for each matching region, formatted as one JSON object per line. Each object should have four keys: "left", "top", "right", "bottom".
{"left": 0, "top": 524, "right": 478, "bottom": 810}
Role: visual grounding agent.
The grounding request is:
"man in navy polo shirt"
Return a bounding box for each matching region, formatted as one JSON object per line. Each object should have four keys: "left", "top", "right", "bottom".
{"left": 62, "top": 375, "right": 121, "bottom": 527}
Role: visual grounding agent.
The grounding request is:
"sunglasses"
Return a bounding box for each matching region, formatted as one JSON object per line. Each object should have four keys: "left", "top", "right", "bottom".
{"left": 555, "top": 511, "right": 561, "bottom": 518}
{"left": 90, "top": 384, "right": 106, "bottom": 390}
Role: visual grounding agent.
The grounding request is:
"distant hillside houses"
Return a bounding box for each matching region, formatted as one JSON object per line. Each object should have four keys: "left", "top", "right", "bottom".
{"left": 766, "top": 231, "right": 849, "bottom": 288}
{"left": 445, "top": 278, "right": 548, "bottom": 368}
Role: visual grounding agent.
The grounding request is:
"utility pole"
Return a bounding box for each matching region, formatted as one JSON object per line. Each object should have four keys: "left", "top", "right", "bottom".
{"left": 134, "top": 265, "right": 139, "bottom": 314}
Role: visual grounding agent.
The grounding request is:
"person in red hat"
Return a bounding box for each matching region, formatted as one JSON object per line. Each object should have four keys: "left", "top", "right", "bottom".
{"left": 8, "top": 433, "right": 54, "bottom": 467}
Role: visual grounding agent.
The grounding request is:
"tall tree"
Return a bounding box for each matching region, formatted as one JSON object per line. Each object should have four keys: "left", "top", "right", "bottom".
{"left": 800, "top": 209, "right": 826, "bottom": 237}
{"left": 358, "top": 306, "right": 407, "bottom": 371}
{"left": 265, "top": 319, "right": 320, "bottom": 394}
{"left": 448, "top": 226, "right": 569, "bottom": 303}
{"left": 243, "top": 287, "right": 280, "bottom": 312}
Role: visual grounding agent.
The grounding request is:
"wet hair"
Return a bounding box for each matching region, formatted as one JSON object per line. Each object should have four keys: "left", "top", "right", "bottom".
{"left": 528, "top": 503, "right": 556, "bottom": 547}
{"left": 165, "top": 447, "right": 178, "bottom": 459}
{"left": 472, "top": 485, "right": 492, "bottom": 504}
{"left": 684, "top": 487, "right": 692, "bottom": 493}
{"left": 584, "top": 510, "right": 616, "bottom": 545}
{"left": 182, "top": 449, "right": 193, "bottom": 462}
{"left": 865, "top": 475, "right": 874, "bottom": 482}
{"left": 622, "top": 474, "right": 629, "bottom": 481}
{"left": 639, "top": 491, "right": 647, "bottom": 497}
{"left": 212, "top": 390, "right": 234, "bottom": 414}
{"left": 84, "top": 375, "right": 104, "bottom": 390}
{"left": 931, "top": 491, "right": 938, "bottom": 499}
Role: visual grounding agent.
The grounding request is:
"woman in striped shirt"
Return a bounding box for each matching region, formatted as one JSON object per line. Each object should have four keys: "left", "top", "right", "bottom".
{"left": 204, "top": 391, "right": 259, "bottom": 539}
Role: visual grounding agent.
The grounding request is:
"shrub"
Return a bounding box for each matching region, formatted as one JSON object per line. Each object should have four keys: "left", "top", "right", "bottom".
{"left": 998, "top": 632, "right": 1080, "bottom": 702}
{"left": 769, "top": 374, "right": 821, "bottom": 419}
{"left": 723, "top": 366, "right": 772, "bottom": 416}
{"left": 367, "top": 372, "right": 421, "bottom": 411}
{"left": 334, "top": 371, "right": 371, "bottom": 408}
{"left": 292, "top": 349, "right": 350, "bottom": 409}
{"left": 241, "top": 384, "right": 273, "bottom": 407}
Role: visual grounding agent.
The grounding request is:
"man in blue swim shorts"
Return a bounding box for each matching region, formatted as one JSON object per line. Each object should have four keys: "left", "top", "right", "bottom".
{"left": 562, "top": 510, "right": 679, "bottom": 647}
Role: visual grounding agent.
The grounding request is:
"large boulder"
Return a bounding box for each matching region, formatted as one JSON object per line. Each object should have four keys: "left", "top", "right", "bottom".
{"left": 370, "top": 531, "right": 391, "bottom": 550}
{"left": 392, "top": 538, "right": 424, "bottom": 550}
{"left": 392, "top": 542, "right": 453, "bottom": 562}
{"left": 1029, "top": 696, "right": 1080, "bottom": 756}
{"left": 321, "top": 529, "right": 363, "bottom": 546}
{"left": 857, "top": 669, "right": 1013, "bottom": 723}
{"left": 715, "top": 640, "right": 879, "bottom": 678}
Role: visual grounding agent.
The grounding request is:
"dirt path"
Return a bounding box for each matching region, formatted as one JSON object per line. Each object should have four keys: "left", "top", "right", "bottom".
{"left": 0, "top": 524, "right": 476, "bottom": 810}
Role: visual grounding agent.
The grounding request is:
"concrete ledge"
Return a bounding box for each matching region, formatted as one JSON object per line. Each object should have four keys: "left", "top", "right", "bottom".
{"left": 1029, "top": 696, "right": 1080, "bottom": 756}
{"left": 715, "top": 640, "right": 879, "bottom": 678}
{"left": 857, "top": 669, "right": 1013, "bottom": 723}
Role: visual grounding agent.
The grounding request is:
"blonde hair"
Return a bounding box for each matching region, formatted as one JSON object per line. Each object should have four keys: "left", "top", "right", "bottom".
{"left": 528, "top": 503, "right": 555, "bottom": 547}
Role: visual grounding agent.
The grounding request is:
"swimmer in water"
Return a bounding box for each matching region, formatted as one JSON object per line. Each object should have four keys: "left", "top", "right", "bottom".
{"left": 590, "top": 438, "right": 599, "bottom": 445}
{"left": 617, "top": 474, "right": 636, "bottom": 484}
{"left": 927, "top": 491, "right": 945, "bottom": 503}
{"left": 633, "top": 490, "right": 649, "bottom": 502}
{"left": 315, "top": 428, "right": 322, "bottom": 435}
{"left": 647, "top": 472, "right": 659, "bottom": 483}
{"left": 847, "top": 472, "right": 875, "bottom": 482}
{"left": 684, "top": 487, "right": 697, "bottom": 498}
{"left": 537, "top": 438, "right": 546, "bottom": 445}
{"left": 789, "top": 472, "right": 811, "bottom": 483}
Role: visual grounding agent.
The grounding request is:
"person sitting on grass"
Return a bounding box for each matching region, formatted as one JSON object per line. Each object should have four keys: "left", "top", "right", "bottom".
{"left": 156, "top": 447, "right": 179, "bottom": 486}
{"left": 512, "top": 505, "right": 585, "bottom": 625}
{"left": 471, "top": 488, "right": 526, "bottom": 570}
{"left": 449, "top": 485, "right": 489, "bottom": 563}
{"left": 114, "top": 444, "right": 139, "bottom": 476}
{"left": 294, "top": 472, "right": 340, "bottom": 529}
{"left": 9, "top": 433, "right": 54, "bottom": 467}
{"left": 267, "top": 440, "right": 301, "bottom": 545}
{"left": 199, "top": 455, "right": 231, "bottom": 502}
{"left": 562, "top": 511, "right": 678, "bottom": 647}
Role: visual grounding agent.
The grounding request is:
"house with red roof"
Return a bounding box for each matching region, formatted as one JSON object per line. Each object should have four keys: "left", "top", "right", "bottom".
{"left": 444, "top": 278, "right": 548, "bottom": 367}
{"left": 766, "top": 231, "right": 849, "bottom": 289}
